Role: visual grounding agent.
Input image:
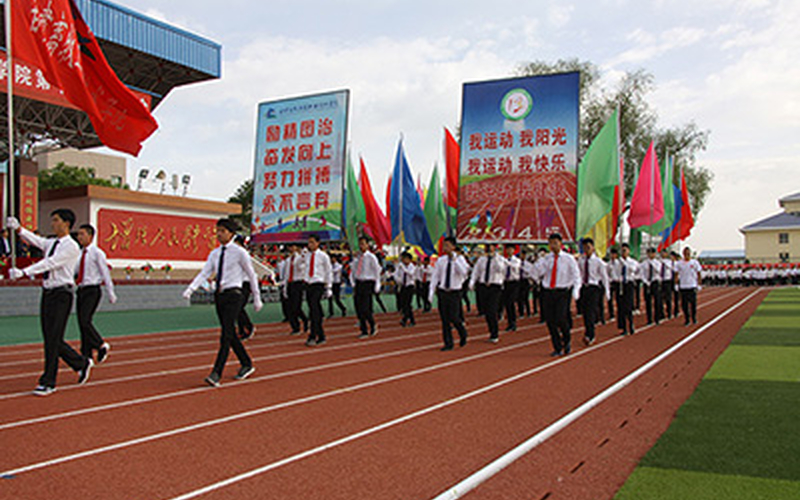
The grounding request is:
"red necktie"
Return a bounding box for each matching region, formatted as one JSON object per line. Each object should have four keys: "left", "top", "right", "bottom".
{"left": 76, "top": 248, "right": 87, "bottom": 285}
{"left": 289, "top": 255, "right": 295, "bottom": 282}
{"left": 549, "top": 253, "right": 559, "bottom": 288}
{"left": 357, "top": 255, "right": 364, "bottom": 276}
{"left": 309, "top": 252, "right": 315, "bottom": 278}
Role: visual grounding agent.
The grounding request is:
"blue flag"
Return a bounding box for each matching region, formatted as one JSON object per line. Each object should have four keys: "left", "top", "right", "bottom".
{"left": 390, "top": 140, "right": 435, "bottom": 255}
{"left": 659, "top": 183, "right": 683, "bottom": 248}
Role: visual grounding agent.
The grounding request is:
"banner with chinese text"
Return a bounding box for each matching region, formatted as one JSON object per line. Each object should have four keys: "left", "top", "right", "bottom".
{"left": 251, "top": 90, "right": 349, "bottom": 244}
{"left": 457, "top": 72, "right": 579, "bottom": 242}
{"left": 19, "top": 175, "right": 38, "bottom": 230}
{"left": 98, "top": 209, "right": 218, "bottom": 261}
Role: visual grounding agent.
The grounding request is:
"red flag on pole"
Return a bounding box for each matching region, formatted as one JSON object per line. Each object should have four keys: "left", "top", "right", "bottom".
{"left": 12, "top": 0, "right": 158, "bottom": 156}
{"left": 359, "top": 158, "right": 392, "bottom": 246}
{"left": 660, "top": 166, "right": 694, "bottom": 248}
{"left": 628, "top": 141, "right": 665, "bottom": 228}
{"left": 444, "top": 128, "right": 460, "bottom": 209}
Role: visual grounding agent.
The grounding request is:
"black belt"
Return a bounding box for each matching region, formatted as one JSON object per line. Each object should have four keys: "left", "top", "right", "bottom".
{"left": 544, "top": 287, "right": 570, "bottom": 292}
{"left": 77, "top": 284, "right": 101, "bottom": 290}
{"left": 43, "top": 285, "right": 73, "bottom": 294}
{"left": 217, "top": 287, "right": 243, "bottom": 294}
{"left": 437, "top": 289, "right": 461, "bottom": 294}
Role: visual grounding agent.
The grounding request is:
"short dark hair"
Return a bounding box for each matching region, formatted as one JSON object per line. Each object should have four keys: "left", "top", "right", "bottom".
{"left": 358, "top": 236, "right": 371, "bottom": 244}
{"left": 308, "top": 234, "right": 321, "bottom": 243}
{"left": 234, "top": 234, "right": 246, "bottom": 245}
{"left": 609, "top": 247, "right": 619, "bottom": 255}
{"left": 504, "top": 243, "right": 516, "bottom": 250}
{"left": 443, "top": 236, "right": 457, "bottom": 246}
{"left": 647, "top": 247, "right": 657, "bottom": 254}
{"left": 400, "top": 251, "right": 412, "bottom": 260}
{"left": 216, "top": 218, "right": 239, "bottom": 234}
{"left": 621, "top": 243, "right": 630, "bottom": 249}
{"left": 582, "top": 237, "right": 594, "bottom": 246}
{"left": 548, "top": 233, "right": 563, "bottom": 241}
{"left": 51, "top": 209, "right": 76, "bottom": 229}
{"left": 78, "top": 224, "right": 95, "bottom": 237}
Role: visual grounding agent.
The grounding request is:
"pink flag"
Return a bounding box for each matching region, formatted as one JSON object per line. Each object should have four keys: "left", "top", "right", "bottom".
{"left": 628, "top": 142, "right": 665, "bottom": 228}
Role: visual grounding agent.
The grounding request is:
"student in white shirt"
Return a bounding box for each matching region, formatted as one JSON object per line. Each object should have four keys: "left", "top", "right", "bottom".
{"left": 674, "top": 246, "right": 702, "bottom": 325}
{"left": 303, "top": 235, "right": 332, "bottom": 347}
{"left": 641, "top": 248, "right": 663, "bottom": 325}
{"left": 234, "top": 235, "right": 256, "bottom": 341}
{"left": 606, "top": 247, "right": 622, "bottom": 321}
{"left": 416, "top": 256, "right": 433, "bottom": 312}
{"left": 183, "top": 218, "right": 262, "bottom": 387}
{"left": 352, "top": 237, "right": 382, "bottom": 339}
{"left": 537, "top": 233, "right": 581, "bottom": 356}
{"left": 502, "top": 244, "right": 522, "bottom": 332}
{"left": 328, "top": 255, "right": 347, "bottom": 318}
{"left": 285, "top": 243, "right": 309, "bottom": 335}
{"left": 7, "top": 210, "right": 92, "bottom": 396}
{"left": 617, "top": 243, "right": 640, "bottom": 336}
{"left": 659, "top": 249, "right": 675, "bottom": 320}
{"left": 394, "top": 251, "right": 417, "bottom": 327}
{"left": 429, "top": 237, "right": 470, "bottom": 351}
{"left": 578, "top": 238, "right": 610, "bottom": 345}
{"left": 469, "top": 243, "right": 507, "bottom": 343}
{"left": 75, "top": 224, "right": 116, "bottom": 363}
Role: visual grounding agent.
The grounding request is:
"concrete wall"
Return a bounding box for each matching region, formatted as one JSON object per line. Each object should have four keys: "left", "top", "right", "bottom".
{"left": 744, "top": 229, "right": 800, "bottom": 263}
{"left": 0, "top": 284, "right": 189, "bottom": 317}
{"left": 35, "top": 148, "right": 126, "bottom": 186}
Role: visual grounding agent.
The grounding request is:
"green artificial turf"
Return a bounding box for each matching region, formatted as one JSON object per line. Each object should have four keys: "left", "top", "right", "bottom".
{"left": 705, "top": 346, "right": 800, "bottom": 383}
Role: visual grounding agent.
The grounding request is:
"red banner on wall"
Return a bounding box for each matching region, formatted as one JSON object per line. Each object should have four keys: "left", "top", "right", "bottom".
{"left": 19, "top": 175, "right": 38, "bottom": 231}
{"left": 97, "top": 209, "right": 219, "bottom": 261}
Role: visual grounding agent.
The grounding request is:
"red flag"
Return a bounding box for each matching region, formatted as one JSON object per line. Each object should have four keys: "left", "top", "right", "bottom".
{"left": 609, "top": 157, "right": 625, "bottom": 245}
{"left": 444, "top": 128, "right": 460, "bottom": 209}
{"left": 359, "top": 158, "right": 392, "bottom": 246}
{"left": 660, "top": 167, "right": 694, "bottom": 248}
{"left": 12, "top": 0, "right": 157, "bottom": 156}
{"left": 385, "top": 172, "right": 392, "bottom": 220}
{"left": 628, "top": 141, "right": 665, "bottom": 228}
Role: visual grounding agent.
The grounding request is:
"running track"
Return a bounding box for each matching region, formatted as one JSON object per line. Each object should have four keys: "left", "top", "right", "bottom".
{"left": 0, "top": 287, "right": 765, "bottom": 499}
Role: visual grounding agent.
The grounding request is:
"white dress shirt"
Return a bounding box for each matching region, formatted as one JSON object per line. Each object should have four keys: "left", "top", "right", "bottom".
{"left": 606, "top": 258, "right": 622, "bottom": 282}
{"left": 618, "top": 257, "right": 640, "bottom": 284}
{"left": 304, "top": 249, "right": 332, "bottom": 289}
{"left": 521, "top": 260, "right": 536, "bottom": 281}
{"left": 188, "top": 241, "right": 259, "bottom": 293}
{"left": 429, "top": 253, "right": 470, "bottom": 300}
{"left": 536, "top": 250, "right": 581, "bottom": 300}
{"left": 18, "top": 227, "right": 80, "bottom": 289}
{"left": 504, "top": 255, "right": 522, "bottom": 282}
{"left": 675, "top": 259, "right": 702, "bottom": 289}
{"left": 395, "top": 262, "right": 417, "bottom": 288}
{"left": 660, "top": 258, "right": 674, "bottom": 281}
{"left": 352, "top": 251, "right": 381, "bottom": 282}
{"left": 286, "top": 252, "right": 307, "bottom": 283}
{"left": 640, "top": 258, "right": 663, "bottom": 285}
{"left": 75, "top": 244, "right": 115, "bottom": 296}
{"left": 470, "top": 254, "right": 508, "bottom": 287}
{"left": 331, "top": 262, "right": 343, "bottom": 284}
{"left": 578, "top": 254, "right": 610, "bottom": 298}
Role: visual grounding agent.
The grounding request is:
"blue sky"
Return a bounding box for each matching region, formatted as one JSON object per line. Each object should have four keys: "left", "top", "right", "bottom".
{"left": 108, "top": 0, "right": 800, "bottom": 251}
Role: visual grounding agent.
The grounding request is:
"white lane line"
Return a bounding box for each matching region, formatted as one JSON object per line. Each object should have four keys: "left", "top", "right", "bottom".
{"left": 430, "top": 288, "right": 763, "bottom": 500}
{"left": 163, "top": 288, "right": 758, "bottom": 500}
{"left": 0, "top": 337, "right": 552, "bottom": 477}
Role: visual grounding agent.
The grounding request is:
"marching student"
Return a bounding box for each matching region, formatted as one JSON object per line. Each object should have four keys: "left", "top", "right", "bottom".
{"left": 74, "top": 224, "right": 116, "bottom": 362}
{"left": 394, "top": 251, "right": 417, "bottom": 327}
{"left": 675, "top": 247, "right": 702, "bottom": 325}
{"left": 641, "top": 248, "right": 663, "bottom": 325}
{"left": 417, "top": 256, "right": 433, "bottom": 312}
{"left": 352, "top": 237, "right": 382, "bottom": 339}
{"left": 328, "top": 255, "right": 347, "bottom": 318}
{"left": 285, "top": 243, "right": 309, "bottom": 335}
{"left": 429, "top": 237, "right": 470, "bottom": 351}
{"left": 617, "top": 243, "right": 640, "bottom": 336}
{"left": 234, "top": 235, "right": 256, "bottom": 341}
{"left": 535, "top": 247, "right": 547, "bottom": 323}
{"left": 577, "top": 238, "right": 610, "bottom": 345}
{"left": 502, "top": 244, "right": 522, "bottom": 332}
{"left": 276, "top": 251, "right": 290, "bottom": 323}
{"left": 518, "top": 252, "right": 534, "bottom": 318}
{"left": 659, "top": 249, "right": 675, "bottom": 320}
{"left": 303, "top": 235, "right": 332, "bottom": 347}
{"left": 606, "top": 248, "right": 622, "bottom": 320}
{"left": 7, "top": 211, "right": 92, "bottom": 396}
{"left": 457, "top": 246, "right": 472, "bottom": 316}
{"left": 670, "top": 251, "right": 682, "bottom": 316}
{"left": 536, "top": 233, "right": 581, "bottom": 356}
{"left": 469, "top": 243, "right": 507, "bottom": 343}
{"left": 183, "top": 218, "right": 262, "bottom": 387}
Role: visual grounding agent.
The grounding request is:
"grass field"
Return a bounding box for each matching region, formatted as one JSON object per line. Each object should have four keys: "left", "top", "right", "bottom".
{"left": 615, "top": 288, "right": 800, "bottom": 499}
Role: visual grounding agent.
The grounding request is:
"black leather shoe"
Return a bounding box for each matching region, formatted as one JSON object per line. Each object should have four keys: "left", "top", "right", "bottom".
{"left": 440, "top": 346, "right": 454, "bottom": 352}
{"left": 550, "top": 350, "right": 562, "bottom": 357}
{"left": 459, "top": 337, "right": 467, "bottom": 347}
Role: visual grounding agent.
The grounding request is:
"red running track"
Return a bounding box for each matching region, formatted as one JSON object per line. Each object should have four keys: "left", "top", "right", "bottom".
{"left": 0, "top": 287, "right": 764, "bottom": 499}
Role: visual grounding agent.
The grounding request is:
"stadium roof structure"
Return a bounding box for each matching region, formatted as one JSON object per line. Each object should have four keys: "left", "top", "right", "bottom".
{"left": 740, "top": 211, "right": 800, "bottom": 233}
{"left": 0, "top": 0, "right": 222, "bottom": 158}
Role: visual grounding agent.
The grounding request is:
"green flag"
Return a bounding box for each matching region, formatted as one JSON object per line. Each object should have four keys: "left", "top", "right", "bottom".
{"left": 423, "top": 164, "right": 447, "bottom": 249}
{"left": 630, "top": 226, "right": 642, "bottom": 260}
{"left": 640, "top": 153, "right": 675, "bottom": 235}
{"left": 344, "top": 155, "right": 366, "bottom": 251}
{"left": 576, "top": 109, "right": 620, "bottom": 256}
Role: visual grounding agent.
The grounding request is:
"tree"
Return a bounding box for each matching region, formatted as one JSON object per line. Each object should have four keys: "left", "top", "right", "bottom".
{"left": 228, "top": 178, "right": 253, "bottom": 233}
{"left": 516, "top": 59, "right": 713, "bottom": 217}
{"left": 38, "top": 162, "right": 128, "bottom": 190}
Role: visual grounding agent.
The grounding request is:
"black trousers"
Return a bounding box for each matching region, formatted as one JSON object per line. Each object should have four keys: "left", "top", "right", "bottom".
{"left": 517, "top": 279, "right": 531, "bottom": 317}
{"left": 502, "top": 281, "right": 519, "bottom": 328}
{"left": 673, "top": 287, "right": 681, "bottom": 317}
{"left": 280, "top": 292, "right": 290, "bottom": 322}
{"left": 580, "top": 285, "right": 601, "bottom": 341}
{"left": 634, "top": 280, "right": 641, "bottom": 309}
{"left": 77, "top": 285, "right": 104, "bottom": 357}
{"left": 661, "top": 279, "right": 674, "bottom": 319}
{"left": 531, "top": 282, "right": 540, "bottom": 315}
{"left": 542, "top": 288, "right": 572, "bottom": 353}
{"left": 437, "top": 290, "right": 468, "bottom": 348}
{"left": 40, "top": 288, "right": 86, "bottom": 388}
{"left": 483, "top": 284, "right": 502, "bottom": 339}
{"left": 618, "top": 282, "right": 635, "bottom": 334}
{"left": 475, "top": 283, "right": 487, "bottom": 315}
{"left": 238, "top": 281, "right": 254, "bottom": 337}
{"left": 680, "top": 288, "right": 697, "bottom": 323}
{"left": 399, "top": 285, "right": 416, "bottom": 325}
{"left": 212, "top": 289, "right": 252, "bottom": 376}
{"left": 461, "top": 284, "right": 471, "bottom": 312}
{"left": 328, "top": 283, "right": 346, "bottom": 316}
{"left": 287, "top": 281, "right": 308, "bottom": 333}
{"left": 644, "top": 282, "right": 663, "bottom": 324}
{"left": 355, "top": 280, "right": 376, "bottom": 336}
{"left": 418, "top": 282, "right": 431, "bottom": 311}
{"left": 306, "top": 283, "right": 325, "bottom": 343}
{"left": 609, "top": 281, "right": 620, "bottom": 319}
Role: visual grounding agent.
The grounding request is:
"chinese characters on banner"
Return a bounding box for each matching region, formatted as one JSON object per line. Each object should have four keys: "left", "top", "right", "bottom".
{"left": 97, "top": 209, "right": 219, "bottom": 261}
{"left": 457, "top": 73, "right": 579, "bottom": 242}
{"left": 250, "top": 90, "right": 349, "bottom": 244}
{"left": 19, "top": 175, "right": 38, "bottom": 230}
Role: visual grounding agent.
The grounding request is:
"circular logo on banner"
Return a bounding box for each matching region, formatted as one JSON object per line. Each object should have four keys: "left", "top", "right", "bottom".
{"left": 501, "top": 88, "right": 533, "bottom": 121}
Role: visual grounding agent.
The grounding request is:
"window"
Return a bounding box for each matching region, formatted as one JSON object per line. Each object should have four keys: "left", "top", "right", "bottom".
{"left": 779, "top": 252, "right": 790, "bottom": 263}
{"left": 778, "top": 233, "right": 789, "bottom": 244}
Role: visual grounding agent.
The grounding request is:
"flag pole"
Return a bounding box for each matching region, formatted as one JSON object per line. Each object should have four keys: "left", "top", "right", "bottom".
{"left": 5, "top": 0, "right": 17, "bottom": 268}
